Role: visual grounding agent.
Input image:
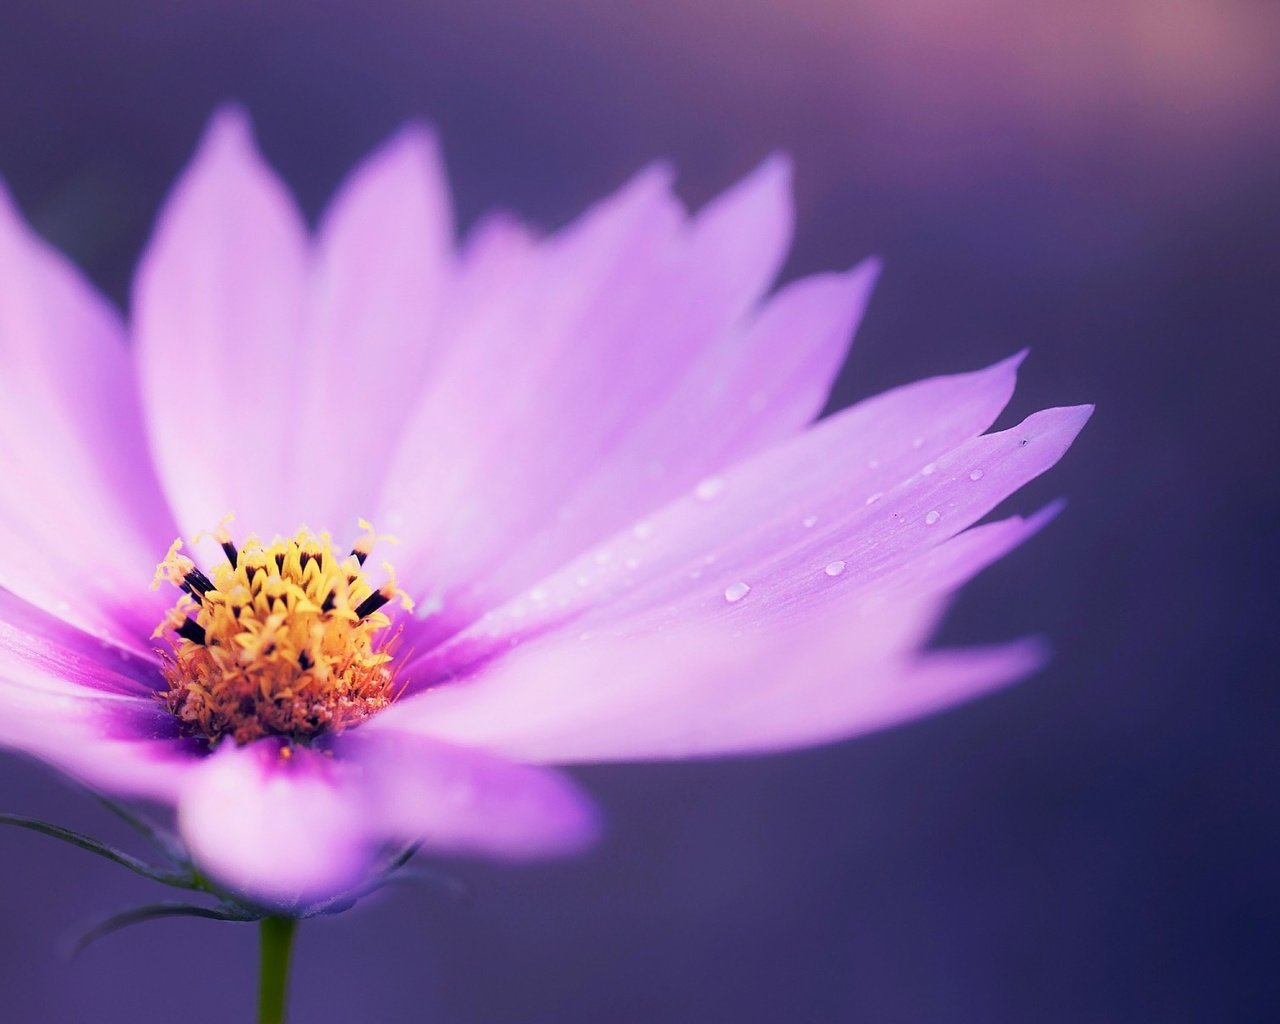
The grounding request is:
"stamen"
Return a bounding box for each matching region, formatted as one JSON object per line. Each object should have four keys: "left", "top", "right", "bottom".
{"left": 355, "top": 589, "right": 392, "bottom": 619}
{"left": 176, "top": 618, "right": 206, "bottom": 645}
{"left": 153, "top": 522, "right": 412, "bottom": 746}
{"left": 183, "top": 568, "right": 215, "bottom": 597}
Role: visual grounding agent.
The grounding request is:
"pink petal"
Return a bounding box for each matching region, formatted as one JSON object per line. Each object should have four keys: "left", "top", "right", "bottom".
{"left": 336, "top": 729, "right": 600, "bottom": 860}
{"left": 375, "top": 381, "right": 1088, "bottom": 762}
{"left": 0, "top": 185, "right": 177, "bottom": 652}
{"left": 407, "top": 353, "right": 1030, "bottom": 675}
{"left": 178, "top": 740, "right": 368, "bottom": 906}
{"left": 291, "top": 124, "right": 455, "bottom": 533}
{"left": 380, "top": 161, "right": 877, "bottom": 644}
{"left": 0, "top": 595, "right": 194, "bottom": 802}
{"left": 372, "top": 591, "right": 1042, "bottom": 762}
{"left": 133, "top": 107, "right": 310, "bottom": 542}
{"left": 178, "top": 731, "right": 598, "bottom": 905}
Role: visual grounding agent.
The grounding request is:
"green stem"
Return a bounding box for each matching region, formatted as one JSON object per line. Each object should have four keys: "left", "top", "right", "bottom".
{"left": 257, "top": 916, "right": 298, "bottom": 1024}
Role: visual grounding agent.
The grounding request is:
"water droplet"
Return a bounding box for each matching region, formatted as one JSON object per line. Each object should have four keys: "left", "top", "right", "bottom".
{"left": 925, "top": 510, "right": 941, "bottom": 525}
{"left": 824, "top": 560, "right": 846, "bottom": 577}
{"left": 802, "top": 514, "right": 819, "bottom": 528}
{"left": 624, "top": 557, "right": 641, "bottom": 570}
{"left": 921, "top": 462, "right": 937, "bottom": 476}
{"left": 632, "top": 521, "right": 654, "bottom": 540}
{"left": 688, "top": 568, "right": 704, "bottom": 580}
{"left": 529, "top": 586, "right": 549, "bottom": 604}
{"left": 912, "top": 436, "right": 925, "bottom": 449}
{"left": 865, "top": 492, "right": 883, "bottom": 506}
{"left": 695, "top": 477, "right": 725, "bottom": 501}
{"left": 723, "top": 581, "right": 751, "bottom": 603}
{"left": 575, "top": 574, "right": 590, "bottom": 588}
{"left": 969, "top": 469, "right": 984, "bottom": 481}
{"left": 593, "top": 549, "right": 613, "bottom": 566}
{"left": 867, "top": 458, "right": 881, "bottom": 470}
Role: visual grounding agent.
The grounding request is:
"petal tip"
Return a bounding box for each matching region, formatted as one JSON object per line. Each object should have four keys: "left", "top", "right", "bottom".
{"left": 200, "top": 103, "right": 256, "bottom": 156}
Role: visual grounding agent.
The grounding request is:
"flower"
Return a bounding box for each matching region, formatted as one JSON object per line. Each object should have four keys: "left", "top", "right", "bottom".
{"left": 0, "top": 108, "right": 1090, "bottom": 907}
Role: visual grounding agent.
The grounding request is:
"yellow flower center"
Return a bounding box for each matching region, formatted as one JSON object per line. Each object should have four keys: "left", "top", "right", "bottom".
{"left": 152, "top": 519, "right": 412, "bottom": 747}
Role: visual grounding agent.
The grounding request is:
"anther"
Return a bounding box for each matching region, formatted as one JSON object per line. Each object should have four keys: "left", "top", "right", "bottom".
{"left": 184, "top": 568, "right": 215, "bottom": 598}
{"left": 355, "top": 589, "right": 392, "bottom": 618}
{"left": 176, "top": 618, "right": 207, "bottom": 645}
{"left": 221, "top": 540, "right": 238, "bottom": 568}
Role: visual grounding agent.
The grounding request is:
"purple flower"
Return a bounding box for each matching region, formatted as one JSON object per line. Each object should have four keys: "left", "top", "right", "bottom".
{"left": 0, "top": 109, "right": 1090, "bottom": 907}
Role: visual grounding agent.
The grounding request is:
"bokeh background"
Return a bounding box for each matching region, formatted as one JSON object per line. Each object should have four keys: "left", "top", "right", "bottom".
{"left": 1, "top": 1, "right": 1277, "bottom": 1021}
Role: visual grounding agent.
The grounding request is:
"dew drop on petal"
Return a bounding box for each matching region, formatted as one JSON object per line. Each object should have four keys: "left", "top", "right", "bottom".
{"left": 912, "top": 436, "right": 925, "bottom": 449}
{"left": 824, "top": 560, "right": 846, "bottom": 577}
{"left": 865, "top": 492, "right": 883, "bottom": 505}
{"left": 723, "top": 581, "right": 751, "bottom": 603}
{"left": 695, "top": 477, "right": 725, "bottom": 501}
{"left": 921, "top": 462, "right": 937, "bottom": 476}
{"left": 969, "top": 469, "right": 985, "bottom": 481}
{"left": 925, "top": 510, "right": 941, "bottom": 525}
{"left": 625, "top": 557, "right": 641, "bottom": 570}
{"left": 593, "top": 549, "right": 613, "bottom": 566}
{"left": 632, "top": 521, "right": 654, "bottom": 540}
{"left": 802, "top": 514, "right": 819, "bottom": 528}
{"left": 867, "top": 458, "right": 881, "bottom": 470}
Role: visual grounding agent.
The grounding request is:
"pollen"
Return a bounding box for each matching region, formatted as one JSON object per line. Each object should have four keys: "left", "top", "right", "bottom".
{"left": 152, "top": 519, "right": 413, "bottom": 747}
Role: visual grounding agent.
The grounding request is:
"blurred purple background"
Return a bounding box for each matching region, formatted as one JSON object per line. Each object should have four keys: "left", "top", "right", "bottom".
{"left": 1, "top": 1, "right": 1277, "bottom": 1020}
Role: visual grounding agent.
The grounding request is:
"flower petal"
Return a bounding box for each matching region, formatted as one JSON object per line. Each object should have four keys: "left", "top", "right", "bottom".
{"left": 372, "top": 590, "right": 1043, "bottom": 762}
{"left": 178, "top": 740, "right": 368, "bottom": 906}
{"left": 336, "top": 729, "right": 600, "bottom": 860}
{"left": 0, "top": 185, "right": 177, "bottom": 651}
{"left": 0, "top": 594, "right": 194, "bottom": 802}
{"left": 381, "top": 162, "right": 880, "bottom": 643}
{"left": 177, "top": 732, "right": 598, "bottom": 906}
{"left": 376, "top": 381, "right": 1088, "bottom": 761}
{"left": 406, "top": 352, "right": 1031, "bottom": 678}
{"left": 133, "top": 107, "right": 310, "bottom": 541}
{"left": 292, "top": 123, "right": 455, "bottom": 533}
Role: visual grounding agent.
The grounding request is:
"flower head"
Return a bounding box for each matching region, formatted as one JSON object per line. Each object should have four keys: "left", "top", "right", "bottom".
{"left": 0, "top": 108, "right": 1090, "bottom": 906}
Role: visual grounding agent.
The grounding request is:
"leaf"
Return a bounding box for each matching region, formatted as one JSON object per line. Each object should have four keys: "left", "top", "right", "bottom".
{"left": 67, "top": 901, "right": 261, "bottom": 957}
{"left": 92, "top": 793, "right": 189, "bottom": 863}
{"left": 0, "top": 813, "right": 193, "bottom": 888}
